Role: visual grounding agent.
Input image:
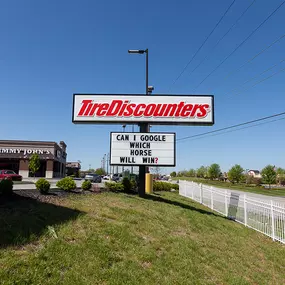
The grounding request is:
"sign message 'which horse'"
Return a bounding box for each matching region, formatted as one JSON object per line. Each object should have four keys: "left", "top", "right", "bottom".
{"left": 110, "top": 132, "right": 175, "bottom": 167}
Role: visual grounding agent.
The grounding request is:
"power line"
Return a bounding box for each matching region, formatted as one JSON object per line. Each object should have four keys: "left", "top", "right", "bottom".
{"left": 223, "top": 33, "right": 285, "bottom": 81}
{"left": 230, "top": 58, "right": 285, "bottom": 94}
{"left": 189, "top": 0, "right": 256, "bottom": 76}
{"left": 177, "top": 117, "right": 285, "bottom": 143}
{"left": 233, "top": 66, "right": 285, "bottom": 95}
{"left": 193, "top": 0, "right": 285, "bottom": 91}
{"left": 168, "top": 0, "right": 236, "bottom": 91}
{"left": 177, "top": 111, "right": 285, "bottom": 142}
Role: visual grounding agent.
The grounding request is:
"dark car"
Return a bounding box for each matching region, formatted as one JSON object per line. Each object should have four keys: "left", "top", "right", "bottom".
{"left": 84, "top": 173, "right": 102, "bottom": 183}
{"left": 0, "top": 170, "right": 22, "bottom": 181}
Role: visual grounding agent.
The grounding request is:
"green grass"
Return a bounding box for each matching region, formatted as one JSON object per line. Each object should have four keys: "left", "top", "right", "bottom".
{"left": 1, "top": 192, "right": 285, "bottom": 285}
{"left": 175, "top": 177, "right": 285, "bottom": 197}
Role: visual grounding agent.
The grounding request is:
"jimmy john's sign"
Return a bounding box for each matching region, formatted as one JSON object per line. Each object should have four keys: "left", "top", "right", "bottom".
{"left": 72, "top": 94, "right": 214, "bottom": 125}
{"left": 110, "top": 132, "right": 175, "bottom": 166}
{"left": 0, "top": 148, "right": 51, "bottom": 155}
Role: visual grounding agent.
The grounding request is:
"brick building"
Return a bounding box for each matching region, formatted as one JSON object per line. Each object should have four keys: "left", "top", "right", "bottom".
{"left": 0, "top": 140, "right": 67, "bottom": 178}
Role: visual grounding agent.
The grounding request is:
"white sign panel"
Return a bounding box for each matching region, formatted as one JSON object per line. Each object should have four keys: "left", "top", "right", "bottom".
{"left": 110, "top": 132, "right": 176, "bottom": 166}
{"left": 73, "top": 94, "right": 214, "bottom": 125}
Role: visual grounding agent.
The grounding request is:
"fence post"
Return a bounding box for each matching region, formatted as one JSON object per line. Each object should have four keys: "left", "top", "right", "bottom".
{"left": 199, "top": 183, "right": 203, "bottom": 204}
{"left": 271, "top": 200, "right": 275, "bottom": 241}
{"left": 210, "top": 186, "right": 214, "bottom": 210}
{"left": 225, "top": 190, "right": 228, "bottom": 217}
{"left": 244, "top": 194, "right": 247, "bottom": 227}
{"left": 191, "top": 182, "right": 194, "bottom": 200}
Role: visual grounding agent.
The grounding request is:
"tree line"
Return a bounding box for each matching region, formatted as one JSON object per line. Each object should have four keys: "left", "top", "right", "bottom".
{"left": 170, "top": 164, "right": 285, "bottom": 188}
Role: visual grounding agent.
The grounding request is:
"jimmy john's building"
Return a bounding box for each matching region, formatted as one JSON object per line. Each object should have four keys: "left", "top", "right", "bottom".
{"left": 0, "top": 140, "right": 67, "bottom": 178}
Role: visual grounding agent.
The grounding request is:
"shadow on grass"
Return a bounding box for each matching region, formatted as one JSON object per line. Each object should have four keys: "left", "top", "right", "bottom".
{"left": 0, "top": 193, "right": 84, "bottom": 248}
{"left": 144, "top": 193, "right": 224, "bottom": 218}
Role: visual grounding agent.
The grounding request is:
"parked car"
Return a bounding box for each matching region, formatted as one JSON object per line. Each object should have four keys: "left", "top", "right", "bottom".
{"left": 112, "top": 173, "right": 123, "bottom": 182}
{"left": 84, "top": 173, "right": 102, "bottom": 183}
{"left": 0, "top": 170, "right": 22, "bottom": 181}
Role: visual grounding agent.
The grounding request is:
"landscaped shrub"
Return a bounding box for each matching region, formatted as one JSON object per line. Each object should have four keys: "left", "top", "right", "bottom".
{"left": 130, "top": 179, "right": 137, "bottom": 192}
{"left": 82, "top": 180, "right": 92, "bottom": 191}
{"left": 170, "top": 183, "right": 179, "bottom": 191}
{"left": 35, "top": 178, "right": 50, "bottom": 194}
{"left": 153, "top": 181, "right": 173, "bottom": 192}
{"left": 105, "top": 182, "right": 124, "bottom": 192}
{"left": 56, "top": 177, "right": 76, "bottom": 191}
{"left": 122, "top": 177, "right": 132, "bottom": 193}
{"left": 0, "top": 178, "right": 13, "bottom": 196}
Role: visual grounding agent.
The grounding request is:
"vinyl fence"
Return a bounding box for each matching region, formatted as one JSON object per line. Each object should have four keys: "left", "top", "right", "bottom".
{"left": 179, "top": 180, "right": 285, "bottom": 244}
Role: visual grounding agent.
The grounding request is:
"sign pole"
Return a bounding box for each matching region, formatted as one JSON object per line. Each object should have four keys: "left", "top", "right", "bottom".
{"left": 138, "top": 49, "right": 149, "bottom": 197}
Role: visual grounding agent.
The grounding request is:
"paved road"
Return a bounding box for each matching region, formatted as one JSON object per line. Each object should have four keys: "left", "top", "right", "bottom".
{"left": 13, "top": 178, "right": 106, "bottom": 191}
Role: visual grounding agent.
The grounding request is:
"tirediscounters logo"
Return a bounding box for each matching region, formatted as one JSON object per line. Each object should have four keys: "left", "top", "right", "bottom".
{"left": 72, "top": 94, "right": 214, "bottom": 125}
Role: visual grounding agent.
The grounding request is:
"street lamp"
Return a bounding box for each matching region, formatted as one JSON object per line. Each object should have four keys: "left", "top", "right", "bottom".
{"left": 128, "top": 48, "right": 150, "bottom": 196}
{"left": 128, "top": 49, "right": 149, "bottom": 96}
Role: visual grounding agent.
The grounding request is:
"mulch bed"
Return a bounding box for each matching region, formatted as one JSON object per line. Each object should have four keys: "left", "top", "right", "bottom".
{"left": 2, "top": 184, "right": 105, "bottom": 204}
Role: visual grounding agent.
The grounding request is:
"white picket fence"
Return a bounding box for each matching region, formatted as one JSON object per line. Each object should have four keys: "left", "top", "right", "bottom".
{"left": 179, "top": 180, "right": 285, "bottom": 244}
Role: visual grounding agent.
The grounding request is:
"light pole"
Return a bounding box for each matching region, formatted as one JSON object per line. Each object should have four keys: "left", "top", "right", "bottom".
{"left": 128, "top": 49, "right": 150, "bottom": 197}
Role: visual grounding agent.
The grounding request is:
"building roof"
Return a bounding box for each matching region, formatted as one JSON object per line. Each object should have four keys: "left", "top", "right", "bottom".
{"left": 248, "top": 170, "right": 260, "bottom": 174}
{"left": 66, "top": 162, "right": 81, "bottom": 168}
{"left": 0, "top": 140, "right": 66, "bottom": 148}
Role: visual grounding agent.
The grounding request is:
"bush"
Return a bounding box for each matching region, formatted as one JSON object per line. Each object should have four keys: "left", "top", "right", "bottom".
{"left": 105, "top": 182, "right": 124, "bottom": 192}
{"left": 130, "top": 179, "right": 137, "bottom": 192}
{"left": 171, "top": 183, "right": 179, "bottom": 191}
{"left": 82, "top": 180, "right": 92, "bottom": 190}
{"left": 0, "top": 178, "right": 13, "bottom": 196}
{"left": 153, "top": 181, "right": 173, "bottom": 192}
{"left": 56, "top": 177, "right": 76, "bottom": 191}
{"left": 122, "top": 177, "right": 132, "bottom": 193}
{"left": 35, "top": 178, "right": 50, "bottom": 194}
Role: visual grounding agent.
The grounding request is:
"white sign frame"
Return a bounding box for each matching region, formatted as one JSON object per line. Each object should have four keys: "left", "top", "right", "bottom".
{"left": 110, "top": 132, "right": 176, "bottom": 167}
{"left": 73, "top": 94, "right": 214, "bottom": 125}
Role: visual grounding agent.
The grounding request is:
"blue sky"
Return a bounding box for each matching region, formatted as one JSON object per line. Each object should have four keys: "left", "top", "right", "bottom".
{"left": 1, "top": 0, "right": 285, "bottom": 173}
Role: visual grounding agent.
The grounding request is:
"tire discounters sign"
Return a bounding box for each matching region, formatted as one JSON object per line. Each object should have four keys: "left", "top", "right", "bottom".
{"left": 110, "top": 132, "right": 175, "bottom": 166}
{"left": 72, "top": 94, "right": 214, "bottom": 125}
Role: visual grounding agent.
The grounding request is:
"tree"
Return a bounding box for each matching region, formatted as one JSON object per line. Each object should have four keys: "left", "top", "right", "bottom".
{"left": 276, "top": 167, "right": 285, "bottom": 175}
{"left": 207, "top": 163, "right": 221, "bottom": 180}
{"left": 196, "top": 166, "right": 207, "bottom": 178}
{"left": 187, "top": 169, "right": 196, "bottom": 177}
{"left": 261, "top": 165, "right": 277, "bottom": 189}
{"left": 170, "top": 171, "right": 177, "bottom": 177}
{"left": 228, "top": 164, "right": 244, "bottom": 184}
{"left": 29, "top": 153, "right": 41, "bottom": 177}
{"left": 95, "top": 168, "right": 106, "bottom": 176}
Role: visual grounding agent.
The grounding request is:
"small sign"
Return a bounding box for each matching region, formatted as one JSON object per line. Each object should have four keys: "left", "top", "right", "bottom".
{"left": 110, "top": 132, "right": 175, "bottom": 166}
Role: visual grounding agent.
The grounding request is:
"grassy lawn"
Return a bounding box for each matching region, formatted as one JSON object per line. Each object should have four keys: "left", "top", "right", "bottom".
{"left": 1, "top": 191, "right": 285, "bottom": 285}
{"left": 175, "top": 177, "right": 285, "bottom": 197}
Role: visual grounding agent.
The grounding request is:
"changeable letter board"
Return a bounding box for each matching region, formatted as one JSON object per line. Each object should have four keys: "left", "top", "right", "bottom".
{"left": 110, "top": 132, "right": 175, "bottom": 166}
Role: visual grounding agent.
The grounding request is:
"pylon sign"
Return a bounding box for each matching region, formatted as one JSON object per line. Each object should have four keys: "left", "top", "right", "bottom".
{"left": 72, "top": 94, "right": 214, "bottom": 125}
{"left": 110, "top": 132, "right": 175, "bottom": 166}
